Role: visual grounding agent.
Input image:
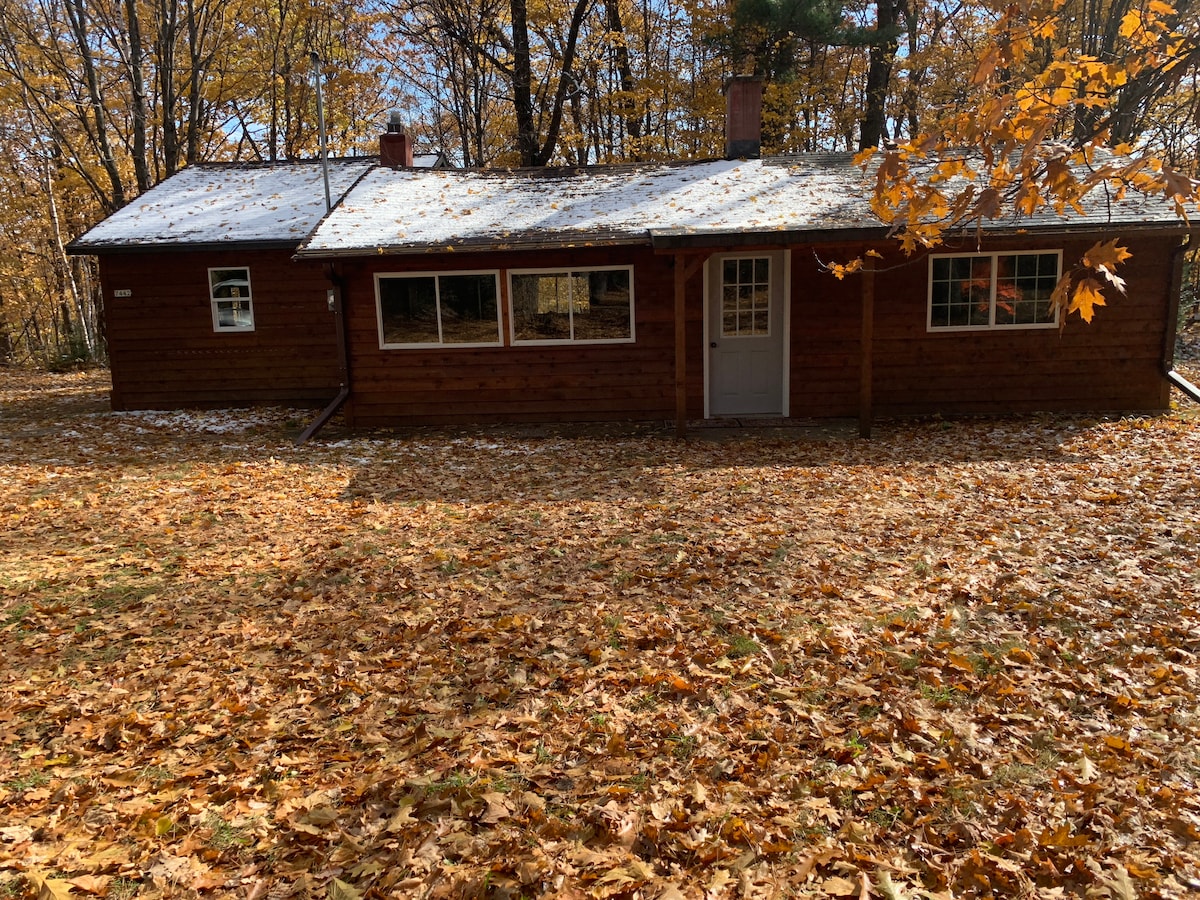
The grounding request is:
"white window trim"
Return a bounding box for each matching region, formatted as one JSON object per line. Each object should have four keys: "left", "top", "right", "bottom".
{"left": 376, "top": 270, "right": 503, "bottom": 349}
{"left": 717, "top": 254, "right": 775, "bottom": 340}
{"left": 209, "top": 266, "right": 254, "bottom": 333}
{"left": 507, "top": 265, "right": 636, "bottom": 345}
{"left": 927, "top": 250, "right": 1062, "bottom": 332}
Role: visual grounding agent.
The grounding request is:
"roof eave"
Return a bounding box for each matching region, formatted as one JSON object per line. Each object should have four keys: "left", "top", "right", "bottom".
{"left": 970, "top": 220, "right": 1193, "bottom": 238}
{"left": 295, "top": 233, "right": 653, "bottom": 259}
{"left": 66, "top": 238, "right": 303, "bottom": 257}
{"left": 649, "top": 225, "right": 891, "bottom": 250}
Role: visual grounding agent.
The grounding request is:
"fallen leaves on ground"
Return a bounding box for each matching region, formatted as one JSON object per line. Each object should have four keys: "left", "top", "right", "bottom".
{"left": 0, "top": 369, "right": 1199, "bottom": 899}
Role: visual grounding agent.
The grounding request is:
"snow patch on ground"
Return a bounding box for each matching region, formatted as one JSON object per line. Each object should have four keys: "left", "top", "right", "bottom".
{"left": 113, "top": 408, "right": 302, "bottom": 434}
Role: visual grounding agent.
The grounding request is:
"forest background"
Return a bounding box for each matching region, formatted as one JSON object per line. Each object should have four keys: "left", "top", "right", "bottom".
{"left": 1, "top": 0, "right": 1199, "bottom": 369}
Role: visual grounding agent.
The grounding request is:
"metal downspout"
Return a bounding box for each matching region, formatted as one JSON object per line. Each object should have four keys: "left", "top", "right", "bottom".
{"left": 295, "top": 267, "right": 351, "bottom": 445}
{"left": 1163, "top": 233, "right": 1200, "bottom": 404}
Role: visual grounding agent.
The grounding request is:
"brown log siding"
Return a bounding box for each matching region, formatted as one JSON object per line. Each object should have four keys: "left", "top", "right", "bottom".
{"left": 340, "top": 246, "right": 693, "bottom": 427}
{"left": 99, "top": 250, "right": 341, "bottom": 410}
{"left": 867, "top": 236, "right": 1174, "bottom": 416}
{"left": 95, "top": 232, "right": 1179, "bottom": 422}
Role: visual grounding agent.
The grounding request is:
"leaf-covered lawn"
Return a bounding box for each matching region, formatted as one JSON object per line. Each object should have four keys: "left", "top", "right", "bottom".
{"left": 1, "top": 370, "right": 1199, "bottom": 900}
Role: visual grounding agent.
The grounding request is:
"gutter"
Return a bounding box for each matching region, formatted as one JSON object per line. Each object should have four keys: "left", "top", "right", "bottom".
{"left": 295, "top": 384, "right": 350, "bottom": 445}
{"left": 295, "top": 265, "right": 352, "bottom": 445}
{"left": 1163, "top": 232, "right": 1200, "bottom": 403}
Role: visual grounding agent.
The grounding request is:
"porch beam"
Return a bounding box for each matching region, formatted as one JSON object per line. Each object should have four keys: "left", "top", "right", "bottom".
{"left": 673, "top": 253, "right": 705, "bottom": 437}
{"left": 859, "top": 266, "right": 875, "bottom": 438}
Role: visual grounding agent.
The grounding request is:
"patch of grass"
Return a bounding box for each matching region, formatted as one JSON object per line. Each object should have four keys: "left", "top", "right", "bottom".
{"left": 137, "top": 765, "right": 174, "bottom": 786}
{"left": 90, "top": 577, "right": 161, "bottom": 610}
{"left": 726, "top": 634, "right": 761, "bottom": 659}
{"left": 631, "top": 690, "right": 660, "bottom": 711}
{"left": 858, "top": 704, "right": 882, "bottom": 721}
{"left": 768, "top": 540, "right": 794, "bottom": 565}
{"left": 666, "top": 732, "right": 698, "bottom": 760}
{"left": 603, "top": 614, "right": 624, "bottom": 649}
{"left": 203, "top": 812, "right": 251, "bottom": 852}
{"left": 107, "top": 876, "right": 142, "bottom": 900}
{"left": 920, "top": 683, "right": 970, "bottom": 706}
{"left": 4, "top": 771, "right": 50, "bottom": 792}
{"left": 434, "top": 772, "right": 480, "bottom": 792}
{"left": 867, "top": 805, "right": 904, "bottom": 828}
{"left": 2, "top": 604, "right": 31, "bottom": 627}
{"left": 967, "top": 652, "right": 1001, "bottom": 677}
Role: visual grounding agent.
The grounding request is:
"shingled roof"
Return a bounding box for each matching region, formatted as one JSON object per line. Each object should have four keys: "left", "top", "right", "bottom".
{"left": 69, "top": 151, "right": 1188, "bottom": 258}
{"left": 68, "top": 159, "right": 375, "bottom": 253}
{"left": 296, "top": 153, "right": 1188, "bottom": 258}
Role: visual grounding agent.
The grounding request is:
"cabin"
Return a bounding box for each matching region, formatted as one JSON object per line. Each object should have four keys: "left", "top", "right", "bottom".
{"left": 70, "top": 85, "right": 1195, "bottom": 433}
{"left": 64, "top": 128, "right": 439, "bottom": 412}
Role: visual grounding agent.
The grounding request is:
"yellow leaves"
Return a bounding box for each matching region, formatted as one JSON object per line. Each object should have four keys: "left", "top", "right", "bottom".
{"left": 1161, "top": 165, "right": 1196, "bottom": 201}
{"left": 327, "top": 878, "right": 363, "bottom": 900}
{"left": 8, "top": 372, "right": 1200, "bottom": 899}
{"left": 1049, "top": 240, "right": 1131, "bottom": 325}
{"left": 827, "top": 258, "right": 865, "bottom": 280}
{"left": 1068, "top": 277, "right": 1108, "bottom": 323}
{"left": 968, "top": 187, "right": 1003, "bottom": 220}
{"left": 27, "top": 872, "right": 74, "bottom": 900}
{"left": 1083, "top": 238, "right": 1133, "bottom": 271}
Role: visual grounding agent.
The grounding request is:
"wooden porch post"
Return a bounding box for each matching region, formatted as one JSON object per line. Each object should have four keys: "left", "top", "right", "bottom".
{"left": 859, "top": 266, "right": 875, "bottom": 438}
{"left": 672, "top": 254, "right": 707, "bottom": 437}
{"left": 674, "top": 253, "right": 688, "bottom": 436}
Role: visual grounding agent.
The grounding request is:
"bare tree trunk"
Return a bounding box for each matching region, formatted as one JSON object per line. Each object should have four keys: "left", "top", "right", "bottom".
{"left": 43, "top": 156, "right": 95, "bottom": 358}
{"left": 858, "top": 0, "right": 904, "bottom": 152}
{"left": 510, "top": 0, "right": 540, "bottom": 165}
{"left": 123, "top": 0, "right": 152, "bottom": 192}
{"left": 605, "top": 0, "right": 641, "bottom": 152}
{"left": 63, "top": 0, "right": 127, "bottom": 210}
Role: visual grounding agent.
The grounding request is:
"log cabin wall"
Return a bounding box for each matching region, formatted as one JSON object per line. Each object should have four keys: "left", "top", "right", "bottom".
{"left": 338, "top": 233, "right": 1178, "bottom": 427}
{"left": 867, "top": 235, "right": 1175, "bottom": 416}
{"left": 99, "top": 249, "right": 341, "bottom": 410}
{"left": 788, "top": 245, "right": 864, "bottom": 417}
{"left": 338, "top": 245, "right": 691, "bottom": 427}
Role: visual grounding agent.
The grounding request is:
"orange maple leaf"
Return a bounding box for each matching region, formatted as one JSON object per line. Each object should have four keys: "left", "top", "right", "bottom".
{"left": 1068, "top": 276, "right": 1108, "bottom": 322}
{"left": 1082, "top": 239, "right": 1132, "bottom": 271}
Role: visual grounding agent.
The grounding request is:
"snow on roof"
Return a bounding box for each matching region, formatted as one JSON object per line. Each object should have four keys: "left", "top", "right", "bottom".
{"left": 69, "top": 158, "right": 374, "bottom": 252}
{"left": 297, "top": 154, "right": 1187, "bottom": 257}
{"left": 298, "top": 157, "right": 877, "bottom": 256}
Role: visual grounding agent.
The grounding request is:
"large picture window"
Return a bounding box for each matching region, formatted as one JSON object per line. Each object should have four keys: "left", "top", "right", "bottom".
{"left": 209, "top": 267, "right": 254, "bottom": 332}
{"left": 509, "top": 266, "right": 633, "bottom": 343}
{"left": 929, "top": 251, "right": 1060, "bottom": 330}
{"left": 377, "top": 271, "right": 502, "bottom": 348}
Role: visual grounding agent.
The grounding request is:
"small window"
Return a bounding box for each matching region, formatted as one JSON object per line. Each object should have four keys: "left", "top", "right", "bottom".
{"left": 929, "top": 251, "right": 1060, "bottom": 330}
{"left": 377, "top": 271, "right": 502, "bottom": 348}
{"left": 210, "top": 267, "right": 254, "bottom": 331}
{"left": 510, "top": 266, "right": 634, "bottom": 344}
{"left": 720, "top": 256, "right": 771, "bottom": 337}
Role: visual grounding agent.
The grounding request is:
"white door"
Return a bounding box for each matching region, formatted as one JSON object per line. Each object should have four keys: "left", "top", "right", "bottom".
{"left": 707, "top": 251, "right": 786, "bottom": 417}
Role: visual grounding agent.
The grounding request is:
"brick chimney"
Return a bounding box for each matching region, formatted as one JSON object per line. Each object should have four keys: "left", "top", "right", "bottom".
{"left": 380, "top": 111, "right": 414, "bottom": 168}
{"left": 724, "top": 76, "right": 764, "bottom": 160}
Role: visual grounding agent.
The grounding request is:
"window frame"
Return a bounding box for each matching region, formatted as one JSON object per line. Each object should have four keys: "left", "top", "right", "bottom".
{"left": 209, "top": 266, "right": 255, "bottom": 333}
{"left": 507, "top": 265, "right": 636, "bottom": 346}
{"left": 375, "top": 270, "right": 503, "bottom": 349}
{"left": 927, "top": 250, "right": 1062, "bottom": 332}
{"left": 717, "top": 254, "right": 774, "bottom": 339}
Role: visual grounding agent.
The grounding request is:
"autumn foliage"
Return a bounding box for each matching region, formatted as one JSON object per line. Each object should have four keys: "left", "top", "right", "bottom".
{"left": 1, "top": 371, "right": 1199, "bottom": 898}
